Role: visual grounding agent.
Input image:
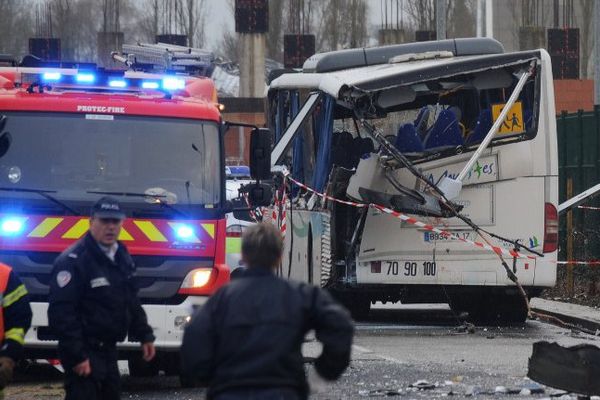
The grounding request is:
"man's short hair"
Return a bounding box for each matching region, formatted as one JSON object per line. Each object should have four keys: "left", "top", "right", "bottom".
{"left": 241, "top": 223, "right": 284, "bottom": 269}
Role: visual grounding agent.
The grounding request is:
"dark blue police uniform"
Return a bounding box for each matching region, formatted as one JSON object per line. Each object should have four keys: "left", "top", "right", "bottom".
{"left": 48, "top": 210, "right": 154, "bottom": 399}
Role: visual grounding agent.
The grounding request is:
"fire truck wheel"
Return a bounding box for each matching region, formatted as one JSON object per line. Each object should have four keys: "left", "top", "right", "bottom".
{"left": 128, "top": 354, "right": 159, "bottom": 377}
{"left": 162, "top": 353, "right": 181, "bottom": 376}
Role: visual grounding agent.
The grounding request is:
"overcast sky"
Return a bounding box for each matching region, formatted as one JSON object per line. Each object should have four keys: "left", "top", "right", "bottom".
{"left": 203, "top": 0, "right": 383, "bottom": 50}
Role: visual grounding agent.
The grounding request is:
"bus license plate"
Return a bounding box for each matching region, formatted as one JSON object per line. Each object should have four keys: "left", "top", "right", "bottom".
{"left": 384, "top": 261, "right": 437, "bottom": 278}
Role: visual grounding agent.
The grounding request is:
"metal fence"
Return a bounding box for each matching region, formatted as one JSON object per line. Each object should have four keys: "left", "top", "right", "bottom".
{"left": 558, "top": 106, "right": 600, "bottom": 293}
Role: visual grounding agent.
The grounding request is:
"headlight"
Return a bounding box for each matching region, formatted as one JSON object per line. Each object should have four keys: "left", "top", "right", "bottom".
{"left": 180, "top": 268, "right": 213, "bottom": 291}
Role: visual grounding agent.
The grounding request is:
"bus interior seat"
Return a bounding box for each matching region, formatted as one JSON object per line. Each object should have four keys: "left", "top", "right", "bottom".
{"left": 423, "top": 109, "right": 464, "bottom": 149}
{"left": 354, "top": 136, "right": 375, "bottom": 161}
{"left": 465, "top": 109, "right": 493, "bottom": 145}
{"left": 395, "top": 123, "right": 424, "bottom": 153}
{"left": 414, "top": 106, "right": 430, "bottom": 138}
{"left": 448, "top": 106, "right": 462, "bottom": 122}
{"left": 332, "top": 130, "right": 356, "bottom": 169}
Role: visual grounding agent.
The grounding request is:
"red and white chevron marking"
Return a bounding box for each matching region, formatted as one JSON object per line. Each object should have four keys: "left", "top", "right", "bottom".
{"left": 283, "top": 171, "right": 536, "bottom": 261}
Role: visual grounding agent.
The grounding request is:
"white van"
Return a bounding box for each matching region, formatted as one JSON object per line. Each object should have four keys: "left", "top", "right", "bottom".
{"left": 225, "top": 166, "right": 254, "bottom": 271}
{"left": 266, "top": 38, "right": 558, "bottom": 323}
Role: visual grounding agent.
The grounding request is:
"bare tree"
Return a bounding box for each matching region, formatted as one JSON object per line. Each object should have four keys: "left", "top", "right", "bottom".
{"left": 176, "top": 0, "right": 207, "bottom": 48}
{"left": 52, "top": 0, "right": 100, "bottom": 61}
{"left": 448, "top": 0, "right": 475, "bottom": 38}
{"left": 0, "top": 0, "right": 35, "bottom": 57}
{"left": 219, "top": 29, "right": 243, "bottom": 62}
{"left": 137, "top": 0, "right": 160, "bottom": 42}
{"left": 404, "top": 0, "right": 436, "bottom": 31}
{"left": 216, "top": 0, "right": 241, "bottom": 61}
{"left": 316, "top": 0, "right": 369, "bottom": 51}
{"left": 267, "top": 0, "right": 285, "bottom": 61}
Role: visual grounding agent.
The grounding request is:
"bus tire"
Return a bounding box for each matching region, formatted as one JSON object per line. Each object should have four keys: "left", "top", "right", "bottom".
{"left": 468, "top": 294, "right": 528, "bottom": 325}
{"left": 335, "top": 294, "right": 370, "bottom": 320}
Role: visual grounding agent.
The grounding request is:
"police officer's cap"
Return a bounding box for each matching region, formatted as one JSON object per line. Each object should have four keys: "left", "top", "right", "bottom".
{"left": 91, "top": 196, "right": 126, "bottom": 220}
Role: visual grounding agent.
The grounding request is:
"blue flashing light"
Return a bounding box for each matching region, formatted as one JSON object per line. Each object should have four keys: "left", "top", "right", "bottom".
{"left": 42, "top": 72, "right": 62, "bottom": 82}
{"left": 76, "top": 73, "right": 96, "bottom": 83}
{"left": 1, "top": 218, "right": 24, "bottom": 236}
{"left": 176, "top": 225, "right": 194, "bottom": 240}
{"left": 108, "top": 79, "right": 127, "bottom": 88}
{"left": 142, "top": 81, "right": 160, "bottom": 90}
{"left": 162, "top": 77, "right": 186, "bottom": 91}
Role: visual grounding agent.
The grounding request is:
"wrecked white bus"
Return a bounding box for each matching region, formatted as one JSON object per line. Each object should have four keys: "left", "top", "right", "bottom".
{"left": 266, "top": 38, "right": 558, "bottom": 323}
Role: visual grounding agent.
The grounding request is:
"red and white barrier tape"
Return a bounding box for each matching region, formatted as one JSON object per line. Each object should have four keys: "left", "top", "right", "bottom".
{"left": 243, "top": 193, "right": 261, "bottom": 223}
{"left": 268, "top": 179, "right": 288, "bottom": 237}
{"left": 283, "top": 171, "right": 536, "bottom": 260}
{"left": 578, "top": 205, "right": 600, "bottom": 211}
{"left": 280, "top": 177, "right": 288, "bottom": 236}
{"left": 556, "top": 260, "right": 600, "bottom": 265}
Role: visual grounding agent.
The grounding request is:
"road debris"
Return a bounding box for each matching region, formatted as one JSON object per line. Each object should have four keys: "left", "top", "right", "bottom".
{"left": 528, "top": 341, "right": 600, "bottom": 396}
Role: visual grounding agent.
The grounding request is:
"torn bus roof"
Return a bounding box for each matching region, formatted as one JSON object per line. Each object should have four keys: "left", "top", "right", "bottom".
{"left": 269, "top": 50, "right": 542, "bottom": 99}
{"left": 302, "top": 38, "right": 505, "bottom": 73}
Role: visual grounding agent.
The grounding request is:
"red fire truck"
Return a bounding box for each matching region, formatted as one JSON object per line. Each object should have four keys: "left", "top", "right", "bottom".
{"left": 0, "top": 56, "right": 270, "bottom": 378}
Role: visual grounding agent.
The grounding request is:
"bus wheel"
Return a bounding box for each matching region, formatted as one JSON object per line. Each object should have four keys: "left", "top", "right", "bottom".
{"left": 338, "top": 295, "right": 371, "bottom": 320}
{"left": 468, "top": 294, "right": 528, "bottom": 325}
{"left": 128, "top": 354, "right": 159, "bottom": 378}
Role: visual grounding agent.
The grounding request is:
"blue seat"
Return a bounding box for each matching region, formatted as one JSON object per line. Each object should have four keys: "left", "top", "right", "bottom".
{"left": 423, "top": 109, "right": 464, "bottom": 149}
{"left": 395, "top": 123, "right": 424, "bottom": 153}
{"left": 466, "top": 109, "right": 493, "bottom": 145}
{"left": 414, "top": 106, "right": 430, "bottom": 139}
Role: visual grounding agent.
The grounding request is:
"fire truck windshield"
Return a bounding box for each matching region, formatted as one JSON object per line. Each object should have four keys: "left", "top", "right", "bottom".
{"left": 0, "top": 112, "right": 221, "bottom": 212}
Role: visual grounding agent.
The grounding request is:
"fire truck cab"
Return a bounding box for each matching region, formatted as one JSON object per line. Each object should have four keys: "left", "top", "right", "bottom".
{"left": 0, "top": 58, "right": 268, "bottom": 377}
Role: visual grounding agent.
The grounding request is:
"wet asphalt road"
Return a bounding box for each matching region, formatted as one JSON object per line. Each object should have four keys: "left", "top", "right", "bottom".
{"left": 7, "top": 303, "right": 600, "bottom": 399}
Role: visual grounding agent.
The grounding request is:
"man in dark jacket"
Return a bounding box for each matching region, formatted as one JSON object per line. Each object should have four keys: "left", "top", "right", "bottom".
{"left": 181, "top": 223, "right": 354, "bottom": 400}
{"left": 48, "top": 197, "right": 156, "bottom": 400}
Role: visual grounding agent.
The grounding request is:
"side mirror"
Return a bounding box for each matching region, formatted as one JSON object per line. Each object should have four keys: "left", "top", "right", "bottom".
{"left": 228, "top": 198, "right": 256, "bottom": 222}
{"left": 249, "top": 127, "right": 272, "bottom": 181}
{"left": 242, "top": 182, "right": 273, "bottom": 208}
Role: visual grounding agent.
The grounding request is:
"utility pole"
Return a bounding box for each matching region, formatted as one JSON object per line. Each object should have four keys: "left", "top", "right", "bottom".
{"left": 436, "top": 0, "right": 446, "bottom": 40}
{"left": 595, "top": 0, "right": 600, "bottom": 105}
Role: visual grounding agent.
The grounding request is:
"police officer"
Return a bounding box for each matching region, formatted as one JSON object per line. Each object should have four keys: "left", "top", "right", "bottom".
{"left": 0, "top": 263, "right": 32, "bottom": 399}
{"left": 48, "top": 197, "right": 156, "bottom": 400}
{"left": 181, "top": 223, "right": 354, "bottom": 400}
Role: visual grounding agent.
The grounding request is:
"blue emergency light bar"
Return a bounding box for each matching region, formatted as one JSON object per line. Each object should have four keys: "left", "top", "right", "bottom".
{"left": 75, "top": 73, "right": 96, "bottom": 83}
{"left": 32, "top": 69, "right": 187, "bottom": 93}
{"left": 108, "top": 79, "right": 127, "bottom": 88}
{"left": 42, "top": 72, "right": 62, "bottom": 82}
{"left": 162, "top": 77, "right": 186, "bottom": 90}
{"left": 142, "top": 81, "right": 160, "bottom": 89}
